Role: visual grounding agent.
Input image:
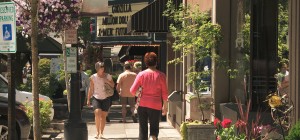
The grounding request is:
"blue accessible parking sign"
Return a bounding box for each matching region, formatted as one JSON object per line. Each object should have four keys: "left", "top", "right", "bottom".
{"left": 0, "top": 2, "right": 16, "bottom": 53}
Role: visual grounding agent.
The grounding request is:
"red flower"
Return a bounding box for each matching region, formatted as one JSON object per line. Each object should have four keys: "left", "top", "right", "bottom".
{"left": 221, "top": 118, "right": 232, "bottom": 128}
{"left": 235, "top": 120, "right": 246, "bottom": 128}
{"left": 214, "top": 118, "right": 220, "bottom": 127}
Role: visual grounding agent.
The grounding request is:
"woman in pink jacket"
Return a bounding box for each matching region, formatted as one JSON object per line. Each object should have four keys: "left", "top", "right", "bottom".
{"left": 130, "top": 52, "right": 168, "bottom": 140}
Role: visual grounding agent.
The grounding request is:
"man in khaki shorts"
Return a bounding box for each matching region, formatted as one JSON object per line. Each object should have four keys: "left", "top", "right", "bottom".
{"left": 117, "top": 61, "right": 137, "bottom": 123}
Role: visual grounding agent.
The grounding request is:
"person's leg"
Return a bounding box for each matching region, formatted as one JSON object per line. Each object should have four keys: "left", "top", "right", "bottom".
{"left": 120, "top": 97, "right": 127, "bottom": 122}
{"left": 92, "top": 98, "right": 101, "bottom": 138}
{"left": 138, "top": 107, "right": 148, "bottom": 140}
{"left": 99, "top": 110, "right": 108, "bottom": 135}
{"left": 148, "top": 108, "right": 160, "bottom": 139}
{"left": 99, "top": 97, "right": 111, "bottom": 136}
{"left": 129, "top": 97, "right": 137, "bottom": 123}
{"left": 94, "top": 109, "right": 101, "bottom": 137}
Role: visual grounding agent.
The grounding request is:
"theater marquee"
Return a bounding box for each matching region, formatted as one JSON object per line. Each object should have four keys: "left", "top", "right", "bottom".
{"left": 96, "top": 1, "right": 148, "bottom": 37}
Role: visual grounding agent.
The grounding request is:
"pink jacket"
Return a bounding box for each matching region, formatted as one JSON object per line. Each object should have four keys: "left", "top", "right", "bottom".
{"left": 130, "top": 69, "right": 168, "bottom": 110}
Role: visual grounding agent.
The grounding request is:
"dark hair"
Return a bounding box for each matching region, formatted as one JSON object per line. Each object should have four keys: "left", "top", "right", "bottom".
{"left": 124, "top": 64, "right": 131, "bottom": 70}
{"left": 144, "top": 52, "right": 157, "bottom": 67}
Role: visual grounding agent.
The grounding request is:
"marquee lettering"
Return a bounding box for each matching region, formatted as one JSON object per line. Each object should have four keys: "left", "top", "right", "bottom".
{"left": 112, "top": 4, "right": 132, "bottom": 13}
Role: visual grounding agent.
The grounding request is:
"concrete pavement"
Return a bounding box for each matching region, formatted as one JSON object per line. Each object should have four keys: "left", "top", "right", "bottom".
{"left": 45, "top": 105, "right": 181, "bottom": 140}
{"left": 87, "top": 121, "right": 181, "bottom": 140}
{"left": 85, "top": 105, "right": 181, "bottom": 140}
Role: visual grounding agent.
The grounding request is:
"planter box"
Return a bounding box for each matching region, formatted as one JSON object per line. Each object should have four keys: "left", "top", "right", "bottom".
{"left": 187, "top": 124, "right": 215, "bottom": 140}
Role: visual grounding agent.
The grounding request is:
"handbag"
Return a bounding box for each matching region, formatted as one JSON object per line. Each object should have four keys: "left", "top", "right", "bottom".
{"left": 104, "top": 83, "right": 114, "bottom": 97}
{"left": 104, "top": 74, "right": 114, "bottom": 97}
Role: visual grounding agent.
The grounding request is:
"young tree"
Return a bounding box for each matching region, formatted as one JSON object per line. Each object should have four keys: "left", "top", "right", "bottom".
{"left": 13, "top": 0, "right": 81, "bottom": 138}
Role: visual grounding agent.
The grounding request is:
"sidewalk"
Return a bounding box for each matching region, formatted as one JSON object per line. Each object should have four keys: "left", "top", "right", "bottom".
{"left": 87, "top": 121, "right": 181, "bottom": 140}
{"left": 85, "top": 105, "right": 181, "bottom": 140}
{"left": 46, "top": 105, "right": 181, "bottom": 140}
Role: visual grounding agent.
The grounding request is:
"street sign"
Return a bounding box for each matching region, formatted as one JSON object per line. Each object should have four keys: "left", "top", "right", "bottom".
{"left": 0, "top": 2, "right": 16, "bottom": 53}
{"left": 65, "top": 29, "right": 77, "bottom": 44}
{"left": 66, "top": 47, "right": 77, "bottom": 73}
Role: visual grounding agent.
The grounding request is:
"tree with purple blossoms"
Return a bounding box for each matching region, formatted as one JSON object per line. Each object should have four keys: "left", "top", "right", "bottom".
{"left": 13, "top": 0, "right": 81, "bottom": 138}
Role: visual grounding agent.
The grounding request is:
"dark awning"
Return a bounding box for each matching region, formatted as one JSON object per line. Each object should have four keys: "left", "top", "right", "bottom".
{"left": 17, "top": 36, "right": 62, "bottom": 54}
{"left": 118, "top": 45, "right": 159, "bottom": 62}
{"left": 128, "top": 0, "right": 181, "bottom": 33}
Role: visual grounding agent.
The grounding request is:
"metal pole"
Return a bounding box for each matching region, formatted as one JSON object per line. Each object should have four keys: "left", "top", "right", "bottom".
{"left": 8, "top": 53, "right": 16, "bottom": 140}
{"left": 64, "top": 43, "right": 88, "bottom": 140}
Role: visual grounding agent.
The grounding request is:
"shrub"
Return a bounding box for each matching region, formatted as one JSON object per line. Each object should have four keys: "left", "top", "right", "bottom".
{"left": 18, "top": 58, "right": 61, "bottom": 98}
{"left": 286, "top": 121, "right": 300, "bottom": 140}
{"left": 85, "top": 69, "right": 92, "bottom": 77}
{"left": 25, "top": 100, "right": 52, "bottom": 130}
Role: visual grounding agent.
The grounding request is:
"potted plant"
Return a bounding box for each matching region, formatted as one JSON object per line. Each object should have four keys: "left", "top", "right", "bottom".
{"left": 164, "top": 2, "right": 223, "bottom": 140}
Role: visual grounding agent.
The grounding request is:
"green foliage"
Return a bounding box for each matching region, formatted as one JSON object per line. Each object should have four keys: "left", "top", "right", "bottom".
{"left": 25, "top": 100, "right": 52, "bottom": 130}
{"left": 164, "top": 2, "right": 222, "bottom": 121}
{"left": 112, "top": 74, "right": 118, "bottom": 83}
{"left": 85, "top": 69, "right": 92, "bottom": 77}
{"left": 78, "top": 17, "right": 91, "bottom": 43}
{"left": 217, "top": 125, "right": 246, "bottom": 140}
{"left": 18, "top": 58, "right": 60, "bottom": 98}
{"left": 180, "top": 122, "right": 188, "bottom": 140}
{"left": 286, "top": 121, "right": 300, "bottom": 140}
{"left": 278, "top": 0, "right": 289, "bottom": 63}
{"left": 164, "top": 2, "right": 222, "bottom": 88}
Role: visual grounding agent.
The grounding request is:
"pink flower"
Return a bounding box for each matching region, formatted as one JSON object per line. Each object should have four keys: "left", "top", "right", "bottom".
{"left": 216, "top": 135, "right": 221, "bottom": 140}
{"left": 221, "top": 118, "right": 232, "bottom": 128}
{"left": 235, "top": 120, "right": 246, "bottom": 128}
{"left": 214, "top": 118, "right": 220, "bottom": 127}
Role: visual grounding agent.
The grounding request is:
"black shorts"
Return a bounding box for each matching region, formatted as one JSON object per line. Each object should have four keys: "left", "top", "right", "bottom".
{"left": 92, "top": 96, "right": 111, "bottom": 112}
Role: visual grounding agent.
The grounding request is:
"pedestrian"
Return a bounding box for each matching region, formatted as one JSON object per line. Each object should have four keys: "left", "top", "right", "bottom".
{"left": 80, "top": 63, "right": 89, "bottom": 110}
{"left": 277, "top": 62, "right": 289, "bottom": 95}
{"left": 116, "top": 61, "right": 137, "bottom": 123}
{"left": 133, "top": 61, "right": 142, "bottom": 74}
{"left": 86, "top": 61, "right": 115, "bottom": 139}
{"left": 130, "top": 52, "right": 168, "bottom": 140}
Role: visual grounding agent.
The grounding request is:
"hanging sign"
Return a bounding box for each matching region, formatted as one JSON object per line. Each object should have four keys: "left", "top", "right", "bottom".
{"left": 0, "top": 2, "right": 16, "bottom": 53}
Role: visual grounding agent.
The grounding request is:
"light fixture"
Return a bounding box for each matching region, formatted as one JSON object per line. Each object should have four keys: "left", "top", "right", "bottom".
{"left": 235, "top": 32, "right": 244, "bottom": 50}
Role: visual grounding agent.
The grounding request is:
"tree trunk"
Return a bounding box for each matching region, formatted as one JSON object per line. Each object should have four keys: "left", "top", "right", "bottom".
{"left": 62, "top": 34, "right": 70, "bottom": 111}
{"left": 31, "top": 0, "right": 41, "bottom": 139}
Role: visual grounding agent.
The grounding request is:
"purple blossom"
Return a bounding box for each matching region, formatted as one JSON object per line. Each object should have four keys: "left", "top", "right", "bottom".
{"left": 14, "top": 0, "right": 81, "bottom": 36}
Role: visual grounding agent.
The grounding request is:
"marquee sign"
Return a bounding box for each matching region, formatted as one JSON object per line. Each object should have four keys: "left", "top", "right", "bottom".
{"left": 96, "top": 1, "right": 148, "bottom": 37}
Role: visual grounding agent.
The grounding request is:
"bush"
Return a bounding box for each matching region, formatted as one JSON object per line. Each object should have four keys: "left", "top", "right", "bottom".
{"left": 25, "top": 100, "right": 52, "bottom": 130}
{"left": 18, "top": 58, "right": 61, "bottom": 98}
{"left": 287, "top": 121, "right": 300, "bottom": 140}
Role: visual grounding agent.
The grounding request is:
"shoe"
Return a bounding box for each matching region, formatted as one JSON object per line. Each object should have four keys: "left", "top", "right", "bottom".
{"left": 94, "top": 135, "right": 99, "bottom": 139}
{"left": 106, "top": 116, "right": 110, "bottom": 122}
{"left": 132, "top": 115, "right": 137, "bottom": 123}
{"left": 149, "top": 135, "right": 157, "bottom": 140}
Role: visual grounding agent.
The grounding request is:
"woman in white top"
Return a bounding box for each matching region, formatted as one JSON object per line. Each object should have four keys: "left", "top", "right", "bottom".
{"left": 87, "top": 62, "right": 114, "bottom": 139}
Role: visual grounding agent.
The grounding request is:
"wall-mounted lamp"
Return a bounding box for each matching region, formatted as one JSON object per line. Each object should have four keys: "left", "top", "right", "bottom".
{"left": 235, "top": 32, "right": 244, "bottom": 50}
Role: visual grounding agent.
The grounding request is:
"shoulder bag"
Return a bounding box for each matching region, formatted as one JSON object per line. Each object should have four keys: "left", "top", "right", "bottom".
{"left": 104, "top": 74, "right": 114, "bottom": 97}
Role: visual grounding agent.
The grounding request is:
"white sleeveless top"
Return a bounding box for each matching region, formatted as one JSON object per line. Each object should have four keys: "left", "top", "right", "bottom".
{"left": 91, "top": 73, "right": 112, "bottom": 100}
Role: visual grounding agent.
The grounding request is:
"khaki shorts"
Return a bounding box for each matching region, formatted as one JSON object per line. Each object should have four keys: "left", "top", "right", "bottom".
{"left": 120, "top": 97, "right": 136, "bottom": 106}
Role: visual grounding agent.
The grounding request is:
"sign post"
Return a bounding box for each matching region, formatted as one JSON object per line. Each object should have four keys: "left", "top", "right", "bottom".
{"left": 66, "top": 47, "right": 77, "bottom": 73}
{"left": 64, "top": 30, "right": 88, "bottom": 140}
{"left": 0, "top": 2, "right": 17, "bottom": 140}
{"left": 0, "top": 2, "right": 16, "bottom": 53}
